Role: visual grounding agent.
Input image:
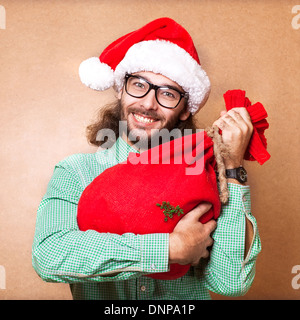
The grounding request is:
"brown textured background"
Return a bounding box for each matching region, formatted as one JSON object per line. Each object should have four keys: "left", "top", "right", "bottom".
{"left": 0, "top": 0, "right": 299, "bottom": 300}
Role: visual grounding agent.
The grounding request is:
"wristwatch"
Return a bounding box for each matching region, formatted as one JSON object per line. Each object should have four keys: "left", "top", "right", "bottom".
{"left": 225, "top": 166, "right": 248, "bottom": 183}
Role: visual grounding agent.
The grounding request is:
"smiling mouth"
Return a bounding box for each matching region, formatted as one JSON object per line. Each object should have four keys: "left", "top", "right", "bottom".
{"left": 132, "top": 112, "right": 159, "bottom": 124}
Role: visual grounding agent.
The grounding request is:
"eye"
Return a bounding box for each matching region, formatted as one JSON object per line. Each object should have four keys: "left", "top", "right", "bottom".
{"left": 162, "top": 91, "right": 176, "bottom": 99}
{"left": 159, "top": 88, "right": 180, "bottom": 100}
{"left": 133, "top": 81, "right": 145, "bottom": 89}
{"left": 129, "top": 78, "right": 147, "bottom": 91}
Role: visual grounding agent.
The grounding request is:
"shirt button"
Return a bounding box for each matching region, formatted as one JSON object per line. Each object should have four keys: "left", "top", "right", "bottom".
{"left": 151, "top": 263, "right": 157, "bottom": 270}
{"left": 140, "top": 285, "right": 146, "bottom": 292}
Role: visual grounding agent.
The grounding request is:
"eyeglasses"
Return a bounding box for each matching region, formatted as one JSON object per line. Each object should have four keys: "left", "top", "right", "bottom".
{"left": 124, "top": 73, "right": 189, "bottom": 109}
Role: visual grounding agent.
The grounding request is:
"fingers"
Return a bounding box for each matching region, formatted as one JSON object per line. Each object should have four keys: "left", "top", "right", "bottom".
{"left": 182, "top": 202, "right": 212, "bottom": 222}
{"left": 213, "top": 107, "right": 254, "bottom": 169}
{"left": 214, "top": 108, "right": 253, "bottom": 135}
{"left": 179, "top": 203, "right": 217, "bottom": 235}
{"left": 205, "top": 219, "right": 217, "bottom": 234}
{"left": 170, "top": 203, "right": 217, "bottom": 265}
{"left": 191, "top": 251, "right": 209, "bottom": 265}
{"left": 233, "top": 107, "right": 252, "bottom": 124}
{"left": 226, "top": 109, "right": 253, "bottom": 134}
{"left": 225, "top": 107, "right": 251, "bottom": 123}
{"left": 204, "top": 234, "right": 214, "bottom": 248}
{"left": 190, "top": 235, "right": 214, "bottom": 266}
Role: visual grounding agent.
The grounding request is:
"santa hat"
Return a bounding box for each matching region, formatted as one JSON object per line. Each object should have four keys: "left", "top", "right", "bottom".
{"left": 79, "top": 17, "right": 211, "bottom": 114}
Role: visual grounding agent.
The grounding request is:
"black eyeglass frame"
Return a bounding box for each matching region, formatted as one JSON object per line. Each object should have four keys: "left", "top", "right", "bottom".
{"left": 124, "top": 73, "right": 189, "bottom": 109}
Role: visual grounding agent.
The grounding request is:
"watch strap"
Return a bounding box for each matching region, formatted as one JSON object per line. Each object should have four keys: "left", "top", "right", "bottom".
{"left": 225, "top": 166, "right": 248, "bottom": 183}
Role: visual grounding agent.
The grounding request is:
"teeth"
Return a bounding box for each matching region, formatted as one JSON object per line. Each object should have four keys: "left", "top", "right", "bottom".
{"left": 133, "top": 113, "right": 156, "bottom": 123}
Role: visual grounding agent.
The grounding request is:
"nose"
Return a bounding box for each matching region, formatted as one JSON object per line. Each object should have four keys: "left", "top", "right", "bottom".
{"left": 140, "top": 88, "right": 158, "bottom": 111}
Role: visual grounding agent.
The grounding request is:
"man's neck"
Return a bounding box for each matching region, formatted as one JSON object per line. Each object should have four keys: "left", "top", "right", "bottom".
{"left": 121, "top": 132, "right": 148, "bottom": 153}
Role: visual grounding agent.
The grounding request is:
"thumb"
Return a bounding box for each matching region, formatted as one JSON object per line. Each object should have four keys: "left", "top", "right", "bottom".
{"left": 183, "top": 202, "right": 212, "bottom": 222}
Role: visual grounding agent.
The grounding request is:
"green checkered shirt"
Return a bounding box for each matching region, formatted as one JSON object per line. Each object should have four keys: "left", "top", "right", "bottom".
{"left": 32, "top": 137, "right": 261, "bottom": 300}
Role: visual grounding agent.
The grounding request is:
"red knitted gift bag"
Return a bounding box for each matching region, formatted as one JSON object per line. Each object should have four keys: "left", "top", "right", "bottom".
{"left": 77, "top": 90, "right": 270, "bottom": 280}
{"left": 77, "top": 130, "right": 220, "bottom": 280}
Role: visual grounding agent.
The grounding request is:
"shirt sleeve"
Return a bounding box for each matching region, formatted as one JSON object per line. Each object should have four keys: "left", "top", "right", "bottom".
{"left": 202, "top": 183, "right": 261, "bottom": 296}
{"left": 32, "top": 163, "right": 169, "bottom": 284}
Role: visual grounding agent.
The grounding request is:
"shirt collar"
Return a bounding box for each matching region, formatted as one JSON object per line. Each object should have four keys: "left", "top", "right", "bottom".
{"left": 111, "top": 136, "right": 139, "bottom": 163}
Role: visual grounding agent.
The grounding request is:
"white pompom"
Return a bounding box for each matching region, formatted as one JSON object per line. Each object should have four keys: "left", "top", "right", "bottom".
{"left": 78, "top": 57, "right": 114, "bottom": 91}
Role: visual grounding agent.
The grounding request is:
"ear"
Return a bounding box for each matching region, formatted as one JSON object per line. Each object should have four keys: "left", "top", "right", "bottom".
{"left": 179, "top": 108, "right": 190, "bottom": 121}
{"left": 117, "top": 88, "right": 123, "bottom": 100}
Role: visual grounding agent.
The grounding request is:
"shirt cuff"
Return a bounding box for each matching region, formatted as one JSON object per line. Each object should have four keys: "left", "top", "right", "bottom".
{"left": 139, "top": 233, "right": 170, "bottom": 273}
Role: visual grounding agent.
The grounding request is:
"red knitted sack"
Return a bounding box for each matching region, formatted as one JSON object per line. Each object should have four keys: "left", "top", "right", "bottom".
{"left": 77, "top": 90, "right": 270, "bottom": 280}
{"left": 77, "top": 130, "right": 220, "bottom": 280}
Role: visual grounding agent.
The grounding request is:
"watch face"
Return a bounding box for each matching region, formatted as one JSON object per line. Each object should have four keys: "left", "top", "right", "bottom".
{"left": 239, "top": 167, "right": 247, "bottom": 182}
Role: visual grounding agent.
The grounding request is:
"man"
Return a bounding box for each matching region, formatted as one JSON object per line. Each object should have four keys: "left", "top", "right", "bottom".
{"left": 32, "top": 17, "right": 261, "bottom": 299}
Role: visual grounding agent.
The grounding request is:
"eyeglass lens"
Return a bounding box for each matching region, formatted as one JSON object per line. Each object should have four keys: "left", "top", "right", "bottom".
{"left": 125, "top": 76, "right": 182, "bottom": 109}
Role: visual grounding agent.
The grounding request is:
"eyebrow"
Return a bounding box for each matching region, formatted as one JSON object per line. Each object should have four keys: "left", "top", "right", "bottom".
{"left": 134, "top": 73, "right": 184, "bottom": 92}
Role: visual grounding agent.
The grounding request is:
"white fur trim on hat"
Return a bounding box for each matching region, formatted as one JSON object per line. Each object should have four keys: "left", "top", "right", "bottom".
{"left": 114, "top": 40, "right": 211, "bottom": 114}
{"left": 79, "top": 57, "right": 114, "bottom": 91}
